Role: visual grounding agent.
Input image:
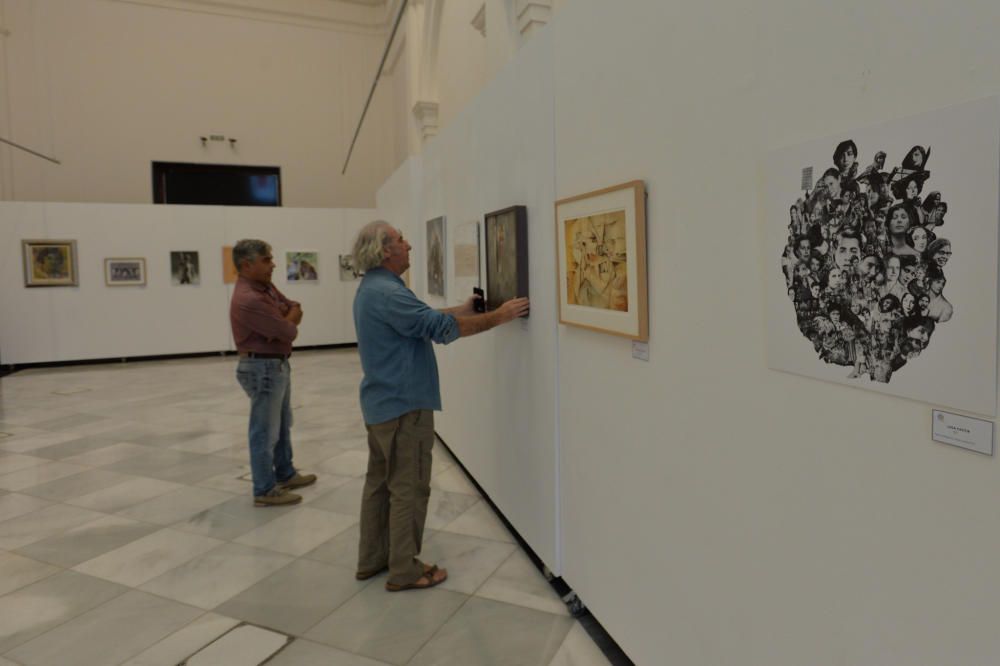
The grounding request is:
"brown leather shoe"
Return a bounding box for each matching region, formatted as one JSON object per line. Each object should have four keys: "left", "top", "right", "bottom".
{"left": 254, "top": 487, "right": 302, "bottom": 507}
{"left": 278, "top": 473, "right": 317, "bottom": 490}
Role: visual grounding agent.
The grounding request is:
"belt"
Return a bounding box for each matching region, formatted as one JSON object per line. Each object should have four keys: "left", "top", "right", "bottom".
{"left": 239, "top": 351, "right": 290, "bottom": 359}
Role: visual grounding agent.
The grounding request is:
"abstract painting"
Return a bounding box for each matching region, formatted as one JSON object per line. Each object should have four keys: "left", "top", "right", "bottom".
{"left": 484, "top": 206, "right": 528, "bottom": 311}
{"left": 426, "top": 216, "right": 446, "bottom": 298}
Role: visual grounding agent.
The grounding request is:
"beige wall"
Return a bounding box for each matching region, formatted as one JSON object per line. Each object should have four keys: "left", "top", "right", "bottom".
{"left": 0, "top": 0, "right": 397, "bottom": 207}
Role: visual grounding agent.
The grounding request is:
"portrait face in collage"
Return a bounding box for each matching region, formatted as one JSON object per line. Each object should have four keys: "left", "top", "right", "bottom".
{"left": 781, "top": 140, "right": 953, "bottom": 383}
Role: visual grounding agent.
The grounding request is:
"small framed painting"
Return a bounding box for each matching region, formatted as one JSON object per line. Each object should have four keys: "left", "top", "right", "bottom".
{"left": 104, "top": 258, "right": 146, "bottom": 286}
{"left": 426, "top": 216, "right": 446, "bottom": 298}
{"left": 287, "top": 251, "right": 319, "bottom": 282}
{"left": 339, "top": 254, "right": 360, "bottom": 281}
{"left": 170, "top": 251, "right": 200, "bottom": 285}
{"left": 22, "top": 240, "right": 79, "bottom": 287}
{"left": 555, "top": 180, "right": 648, "bottom": 340}
{"left": 484, "top": 206, "right": 528, "bottom": 311}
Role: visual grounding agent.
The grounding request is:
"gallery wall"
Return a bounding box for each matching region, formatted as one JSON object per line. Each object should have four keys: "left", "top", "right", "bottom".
{"left": 0, "top": 202, "right": 374, "bottom": 365}
{"left": 0, "top": 0, "right": 396, "bottom": 207}
{"left": 377, "top": 1, "right": 1000, "bottom": 665}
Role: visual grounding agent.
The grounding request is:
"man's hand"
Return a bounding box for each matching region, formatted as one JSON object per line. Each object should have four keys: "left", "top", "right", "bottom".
{"left": 286, "top": 304, "right": 304, "bottom": 325}
{"left": 494, "top": 297, "right": 530, "bottom": 323}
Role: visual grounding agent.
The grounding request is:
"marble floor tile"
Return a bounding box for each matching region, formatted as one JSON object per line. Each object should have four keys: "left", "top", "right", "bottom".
{"left": 305, "top": 583, "right": 467, "bottom": 665}
{"left": 234, "top": 506, "right": 357, "bottom": 557}
{"left": 167, "top": 431, "right": 242, "bottom": 454}
{"left": 267, "top": 638, "right": 394, "bottom": 666}
{"left": 0, "top": 492, "right": 52, "bottom": 523}
{"left": 0, "top": 570, "right": 127, "bottom": 653}
{"left": 6, "top": 590, "right": 202, "bottom": 666}
{"left": 29, "top": 434, "right": 119, "bottom": 460}
{"left": 106, "top": 449, "right": 237, "bottom": 484}
{"left": 0, "top": 428, "right": 88, "bottom": 451}
{"left": 19, "top": 468, "right": 132, "bottom": 502}
{"left": 0, "top": 656, "right": 19, "bottom": 666}
{"left": 0, "top": 460, "right": 90, "bottom": 492}
{"left": 139, "top": 542, "right": 294, "bottom": 609}
{"left": 61, "top": 442, "right": 154, "bottom": 467}
{"left": 171, "top": 494, "right": 293, "bottom": 540}
{"left": 185, "top": 624, "right": 290, "bottom": 666}
{"left": 440, "top": 497, "right": 516, "bottom": 542}
{"left": 67, "top": 477, "right": 182, "bottom": 513}
{"left": 0, "top": 551, "right": 59, "bottom": 596}
{"left": 419, "top": 530, "right": 518, "bottom": 594}
{"left": 121, "top": 612, "right": 241, "bottom": 666}
{"left": 430, "top": 465, "right": 480, "bottom": 496}
{"left": 303, "top": 524, "right": 361, "bottom": 569}
{"left": 116, "top": 486, "right": 232, "bottom": 525}
{"left": 73, "top": 528, "right": 223, "bottom": 587}
{"left": 0, "top": 453, "right": 50, "bottom": 475}
{"left": 426, "top": 490, "right": 481, "bottom": 530}
{"left": 316, "top": 449, "right": 371, "bottom": 477}
{"left": 0, "top": 502, "right": 107, "bottom": 550}
{"left": 27, "top": 412, "right": 109, "bottom": 432}
{"left": 475, "top": 550, "right": 569, "bottom": 616}
{"left": 548, "top": 621, "right": 613, "bottom": 666}
{"left": 308, "top": 477, "right": 365, "bottom": 515}
{"left": 16, "top": 514, "right": 161, "bottom": 568}
{"left": 215, "top": 559, "right": 369, "bottom": 636}
{"left": 407, "top": 596, "right": 574, "bottom": 666}
{"left": 193, "top": 467, "right": 252, "bottom": 495}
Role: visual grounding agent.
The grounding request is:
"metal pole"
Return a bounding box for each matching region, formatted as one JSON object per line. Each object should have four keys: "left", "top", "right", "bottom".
{"left": 0, "top": 136, "right": 61, "bottom": 165}
{"left": 342, "top": 0, "right": 408, "bottom": 175}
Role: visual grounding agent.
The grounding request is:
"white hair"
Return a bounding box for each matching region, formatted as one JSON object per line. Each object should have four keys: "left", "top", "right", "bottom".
{"left": 353, "top": 221, "right": 394, "bottom": 273}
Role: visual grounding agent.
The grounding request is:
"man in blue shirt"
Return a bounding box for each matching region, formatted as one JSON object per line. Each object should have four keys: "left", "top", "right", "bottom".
{"left": 351, "top": 221, "right": 529, "bottom": 591}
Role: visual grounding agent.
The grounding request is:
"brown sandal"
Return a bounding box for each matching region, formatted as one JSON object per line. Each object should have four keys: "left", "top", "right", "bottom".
{"left": 357, "top": 563, "right": 437, "bottom": 581}
{"left": 385, "top": 567, "right": 447, "bottom": 592}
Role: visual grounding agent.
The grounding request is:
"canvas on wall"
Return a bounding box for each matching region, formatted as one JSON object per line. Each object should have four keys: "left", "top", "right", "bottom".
{"left": 339, "top": 254, "right": 360, "bottom": 281}
{"left": 22, "top": 240, "right": 78, "bottom": 287}
{"left": 170, "top": 251, "right": 200, "bottom": 286}
{"left": 484, "top": 206, "right": 529, "bottom": 311}
{"left": 556, "top": 181, "right": 648, "bottom": 340}
{"left": 222, "top": 246, "right": 238, "bottom": 284}
{"left": 426, "top": 216, "right": 446, "bottom": 298}
{"left": 766, "top": 96, "right": 999, "bottom": 416}
{"left": 453, "top": 220, "right": 481, "bottom": 304}
{"left": 105, "top": 258, "right": 146, "bottom": 286}
{"left": 286, "top": 251, "right": 318, "bottom": 282}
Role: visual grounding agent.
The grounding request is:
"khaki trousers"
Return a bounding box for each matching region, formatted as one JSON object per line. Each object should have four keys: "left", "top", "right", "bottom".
{"left": 357, "top": 409, "right": 434, "bottom": 585}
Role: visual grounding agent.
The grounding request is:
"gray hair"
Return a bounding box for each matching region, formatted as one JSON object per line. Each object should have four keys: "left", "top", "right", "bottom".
{"left": 353, "top": 221, "right": 393, "bottom": 273}
{"left": 232, "top": 239, "right": 271, "bottom": 271}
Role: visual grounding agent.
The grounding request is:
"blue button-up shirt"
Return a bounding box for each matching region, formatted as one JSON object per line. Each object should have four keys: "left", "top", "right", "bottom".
{"left": 353, "top": 267, "right": 460, "bottom": 425}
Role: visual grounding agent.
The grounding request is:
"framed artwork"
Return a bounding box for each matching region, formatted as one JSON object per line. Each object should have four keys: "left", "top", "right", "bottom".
{"left": 170, "top": 251, "right": 200, "bottom": 285}
{"left": 104, "top": 258, "right": 146, "bottom": 286}
{"left": 556, "top": 180, "right": 648, "bottom": 340}
{"left": 286, "top": 251, "right": 319, "bottom": 282}
{"left": 766, "top": 97, "right": 999, "bottom": 416}
{"left": 22, "top": 240, "right": 78, "bottom": 287}
{"left": 453, "top": 220, "right": 481, "bottom": 304}
{"left": 222, "top": 246, "right": 238, "bottom": 284}
{"left": 339, "top": 254, "right": 360, "bottom": 281}
{"left": 484, "top": 206, "right": 528, "bottom": 311}
{"left": 426, "top": 216, "right": 446, "bottom": 297}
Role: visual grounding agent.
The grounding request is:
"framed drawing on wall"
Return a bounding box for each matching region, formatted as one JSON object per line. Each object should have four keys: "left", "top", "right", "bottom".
{"left": 22, "top": 240, "right": 79, "bottom": 287}
{"left": 484, "top": 206, "right": 528, "bottom": 311}
{"left": 286, "top": 251, "right": 319, "bottom": 282}
{"left": 170, "top": 251, "right": 200, "bottom": 285}
{"left": 338, "top": 253, "right": 360, "bottom": 281}
{"left": 104, "top": 258, "right": 146, "bottom": 286}
{"left": 426, "top": 216, "right": 446, "bottom": 298}
{"left": 555, "top": 180, "right": 648, "bottom": 340}
{"left": 453, "top": 220, "right": 481, "bottom": 304}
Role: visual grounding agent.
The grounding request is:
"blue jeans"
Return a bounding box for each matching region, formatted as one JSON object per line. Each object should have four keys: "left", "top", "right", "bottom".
{"left": 236, "top": 358, "right": 297, "bottom": 496}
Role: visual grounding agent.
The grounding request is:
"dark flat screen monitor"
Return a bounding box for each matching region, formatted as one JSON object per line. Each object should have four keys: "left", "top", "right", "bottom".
{"left": 152, "top": 162, "right": 281, "bottom": 206}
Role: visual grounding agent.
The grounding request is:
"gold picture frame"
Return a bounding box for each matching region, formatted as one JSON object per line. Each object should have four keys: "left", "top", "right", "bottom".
{"left": 22, "top": 239, "right": 79, "bottom": 287}
{"left": 555, "top": 181, "right": 648, "bottom": 340}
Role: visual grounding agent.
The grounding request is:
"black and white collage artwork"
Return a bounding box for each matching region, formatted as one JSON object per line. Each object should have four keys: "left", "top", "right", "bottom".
{"left": 766, "top": 97, "right": 999, "bottom": 416}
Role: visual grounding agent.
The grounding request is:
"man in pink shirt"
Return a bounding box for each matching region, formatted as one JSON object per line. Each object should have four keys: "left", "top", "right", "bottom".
{"left": 230, "top": 239, "right": 317, "bottom": 506}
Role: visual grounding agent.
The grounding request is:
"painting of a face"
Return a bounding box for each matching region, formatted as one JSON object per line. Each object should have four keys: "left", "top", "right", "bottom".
{"left": 889, "top": 208, "right": 910, "bottom": 234}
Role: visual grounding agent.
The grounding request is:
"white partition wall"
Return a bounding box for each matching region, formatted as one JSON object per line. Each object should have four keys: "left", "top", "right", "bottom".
{"left": 377, "top": 1, "right": 1000, "bottom": 664}
{"left": 0, "top": 203, "right": 374, "bottom": 365}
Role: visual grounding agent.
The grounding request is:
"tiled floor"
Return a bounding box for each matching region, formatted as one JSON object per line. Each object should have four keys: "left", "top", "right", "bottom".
{"left": 0, "top": 350, "right": 611, "bottom": 666}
